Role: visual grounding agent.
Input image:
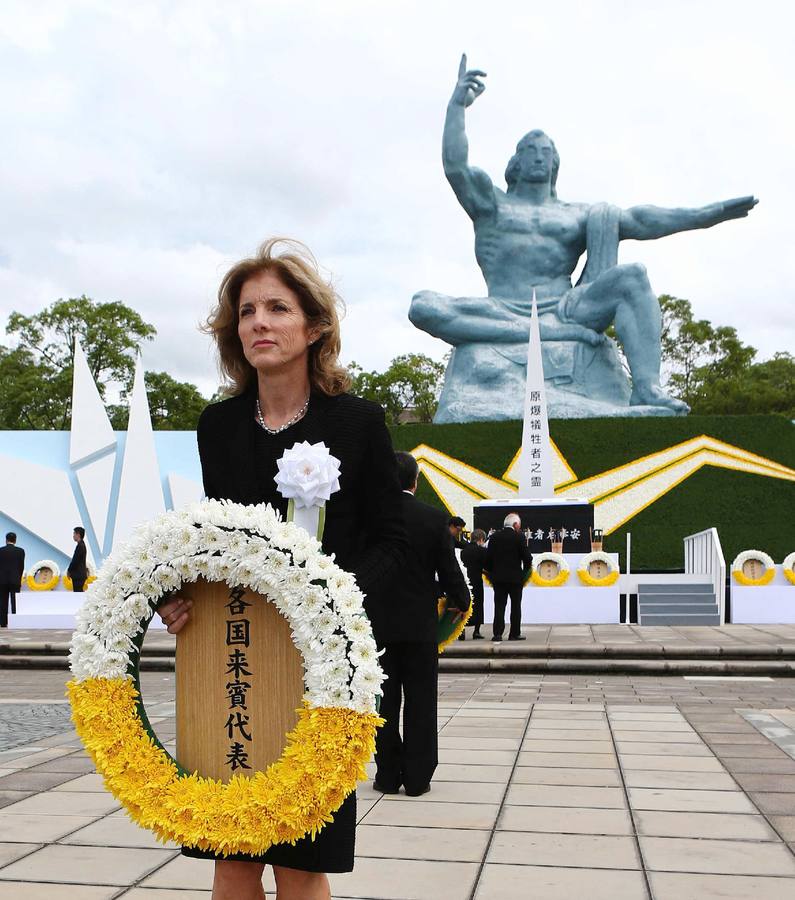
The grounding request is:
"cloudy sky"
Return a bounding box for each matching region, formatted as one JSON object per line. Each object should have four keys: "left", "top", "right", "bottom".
{"left": 1, "top": 0, "right": 792, "bottom": 397}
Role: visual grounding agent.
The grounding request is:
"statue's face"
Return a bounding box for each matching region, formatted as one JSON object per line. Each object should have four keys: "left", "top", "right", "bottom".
{"left": 516, "top": 136, "right": 554, "bottom": 184}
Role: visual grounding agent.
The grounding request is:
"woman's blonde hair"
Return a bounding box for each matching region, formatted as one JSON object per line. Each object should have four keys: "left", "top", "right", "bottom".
{"left": 205, "top": 238, "right": 351, "bottom": 396}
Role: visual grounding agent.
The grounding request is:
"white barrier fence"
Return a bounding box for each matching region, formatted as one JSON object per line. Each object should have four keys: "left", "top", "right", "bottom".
{"left": 684, "top": 527, "right": 726, "bottom": 624}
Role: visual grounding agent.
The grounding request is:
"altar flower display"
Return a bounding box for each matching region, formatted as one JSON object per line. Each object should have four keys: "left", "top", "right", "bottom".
{"left": 577, "top": 551, "right": 620, "bottom": 587}
{"left": 67, "top": 497, "right": 384, "bottom": 856}
{"left": 531, "top": 552, "right": 570, "bottom": 587}
{"left": 781, "top": 552, "right": 795, "bottom": 586}
{"left": 26, "top": 559, "right": 60, "bottom": 591}
{"left": 732, "top": 549, "right": 776, "bottom": 586}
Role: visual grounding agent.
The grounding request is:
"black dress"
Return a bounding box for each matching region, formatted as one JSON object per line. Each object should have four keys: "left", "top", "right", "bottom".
{"left": 182, "top": 389, "right": 407, "bottom": 872}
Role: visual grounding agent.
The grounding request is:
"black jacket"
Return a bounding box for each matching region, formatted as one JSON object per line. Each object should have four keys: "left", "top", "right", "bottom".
{"left": 484, "top": 527, "right": 531, "bottom": 585}
{"left": 368, "top": 492, "right": 469, "bottom": 645}
{"left": 67, "top": 540, "right": 87, "bottom": 580}
{"left": 460, "top": 541, "right": 487, "bottom": 580}
{"left": 0, "top": 544, "right": 25, "bottom": 589}
{"left": 196, "top": 390, "right": 407, "bottom": 606}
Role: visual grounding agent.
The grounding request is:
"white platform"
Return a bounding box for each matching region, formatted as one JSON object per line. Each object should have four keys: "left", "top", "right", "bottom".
{"left": 731, "top": 566, "right": 795, "bottom": 623}
{"left": 483, "top": 553, "right": 621, "bottom": 625}
{"left": 9, "top": 591, "right": 165, "bottom": 630}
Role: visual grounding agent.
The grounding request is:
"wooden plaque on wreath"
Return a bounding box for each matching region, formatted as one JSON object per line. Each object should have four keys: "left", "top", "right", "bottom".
{"left": 175, "top": 578, "right": 304, "bottom": 782}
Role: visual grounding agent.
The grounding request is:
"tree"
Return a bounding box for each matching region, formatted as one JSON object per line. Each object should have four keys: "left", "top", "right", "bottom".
{"left": 349, "top": 353, "right": 446, "bottom": 425}
{"left": 4, "top": 296, "right": 156, "bottom": 429}
{"left": 109, "top": 371, "right": 209, "bottom": 431}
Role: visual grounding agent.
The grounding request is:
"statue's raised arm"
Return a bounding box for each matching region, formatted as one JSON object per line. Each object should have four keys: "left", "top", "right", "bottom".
{"left": 442, "top": 54, "right": 496, "bottom": 220}
{"left": 620, "top": 195, "right": 758, "bottom": 241}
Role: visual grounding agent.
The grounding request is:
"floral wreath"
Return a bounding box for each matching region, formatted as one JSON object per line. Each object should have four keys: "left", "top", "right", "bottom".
{"left": 781, "top": 552, "right": 795, "bottom": 586}
{"left": 26, "top": 559, "right": 60, "bottom": 591}
{"left": 577, "top": 551, "right": 619, "bottom": 587}
{"left": 531, "top": 552, "right": 570, "bottom": 587}
{"left": 732, "top": 549, "right": 776, "bottom": 586}
{"left": 68, "top": 497, "right": 384, "bottom": 857}
{"left": 64, "top": 561, "right": 97, "bottom": 591}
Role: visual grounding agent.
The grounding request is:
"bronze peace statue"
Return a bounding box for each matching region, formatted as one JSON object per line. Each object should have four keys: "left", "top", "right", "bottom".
{"left": 409, "top": 55, "right": 758, "bottom": 421}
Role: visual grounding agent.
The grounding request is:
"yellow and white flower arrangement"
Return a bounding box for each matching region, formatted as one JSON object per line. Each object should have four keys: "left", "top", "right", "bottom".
{"left": 68, "top": 498, "right": 384, "bottom": 856}
{"left": 577, "top": 551, "right": 619, "bottom": 587}
{"left": 25, "top": 559, "right": 60, "bottom": 591}
{"left": 530, "top": 552, "right": 570, "bottom": 587}
{"left": 782, "top": 552, "right": 795, "bottom": 586}
{"left": 731, "top": 549, "right": 776, "bottom": 586}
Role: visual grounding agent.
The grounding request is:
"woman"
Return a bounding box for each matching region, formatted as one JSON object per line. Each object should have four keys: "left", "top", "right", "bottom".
{"left": 158, "top": 238, "right": 407, "bottom": 900}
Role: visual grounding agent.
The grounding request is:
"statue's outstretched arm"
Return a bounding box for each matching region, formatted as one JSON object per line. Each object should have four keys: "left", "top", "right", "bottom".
{"left": 620, "top": 196, "right": 758, "bottom": 240}
{"left": 443, "top": 54, "right": 495, "bottom": 220}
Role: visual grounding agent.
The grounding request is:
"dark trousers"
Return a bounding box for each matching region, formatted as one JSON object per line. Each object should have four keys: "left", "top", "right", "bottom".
{"left": 492, "top": 581, "right": 523, "bottom": 639}
{"left": 71, "top": 576, "right": 86, "bottom": 593}
{"left": 0, "top": 584, "right": 15, "bottom": 628}
{"left": 470, "top": 578, "right": 484, "bottom": 631}
{"left": 375, "top": 641, "right": 438, "bottom": 793}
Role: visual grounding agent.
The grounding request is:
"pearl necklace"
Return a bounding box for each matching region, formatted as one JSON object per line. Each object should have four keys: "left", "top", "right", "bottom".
{"left": 256, "top": 395, "right": 310, "bottom": 435}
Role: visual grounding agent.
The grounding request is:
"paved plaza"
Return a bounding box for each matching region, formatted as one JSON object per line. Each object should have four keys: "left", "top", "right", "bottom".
{"left": 0, "top": 650, "right": 795, "bottom": 896}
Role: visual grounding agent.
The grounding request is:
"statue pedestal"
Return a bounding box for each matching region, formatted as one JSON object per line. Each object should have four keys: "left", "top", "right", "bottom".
{"left": 434, "top": 340, "right": 677, "bottom": 422}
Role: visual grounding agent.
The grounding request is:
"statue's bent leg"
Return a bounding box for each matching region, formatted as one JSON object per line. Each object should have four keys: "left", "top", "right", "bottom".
{"left": 409, "top": 291, "right": 531, "bottom": 345}
{"left": 565, "top": 264, "right": 689, "bottom": 413}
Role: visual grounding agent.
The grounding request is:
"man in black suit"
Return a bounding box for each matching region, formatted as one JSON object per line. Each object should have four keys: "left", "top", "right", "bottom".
{"left": 461, "top": 529, "right": 487, "bottom": 639}
{"left": 67, "top": 526, "right": 88, "bottom": 592}
{"left": 484, "top": 513, "right": 531, "bottom": 642}
{"left": 371, "top": 452, "right": 469, "bottom": 796}
{"left": 0, "top": 532, "right": 25, "bottom": 628}
{"left": 448, "top": 515, "right": 466, "bottom": 550}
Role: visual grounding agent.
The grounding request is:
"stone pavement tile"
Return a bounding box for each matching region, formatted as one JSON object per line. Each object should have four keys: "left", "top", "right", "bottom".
{"left": 499, "top": 804, "right": 633, "bottom": 835}
{"left": 437, "top": 737, "right": 520, "bottom": 750}
{"left": 488, "top": 831, "right": 640, "bottom": 869}
{"left": 0, "top": 813, "right": 99, "bottom": 842}
{"left": 439, "top": 749, "right": 516, "bottom": 766}
{"left": 712, "top": 743, "right": 791, "bottom": 758}
{"left": 25, "top": 753, "right": 95, "bottom": 774}
{"left": 356, "top": 795, "right": 379, "bottom": 821}
{"left": 612, "top": 730, "right": 700, "bottom": 743}
{"left": 698, "top": 731, "right": 772, "bottom": 744}
{"left": 61, "top": 813, "right": 177, "bottom": 849}
{"left": 474, "top": 863, "right": 648, "bottom": 900}
{"left": 616, "top": 741, "right": 712, "bottom": 757}
{"left": 121, "top": 891, "right": 211, "bottom": 899}
{"left": 623, "top": 770, "right": 739, "bottom": 790}
{"left": 0, "top": 842, "right": 39, "bottom": 866}
{"left": 691, "top": 723, "right": 760, "bottom": 733}
{"left": 733, "top": 773, "right": 795, "bottom": 792}
{"left": 455, "top": 707, "right": 526, "bottom": 719}
{"left": 649, "top": 871, "right": 795, "bottom": 900}
{"left": 0, "top": 844, "right": 175, "bottom": 885}
{"left": 608, "top": 713, "right": 682, "bottom": 722}
{"left": 524, "top": 728, "right": 610, "bottom": 740}
{"left": 0, "top": 790, "right": 33, "bottom": 809}
{"left": 444, "top": 716, "right": 525, "bottom": 729}
{"left": 771, "top": 816, "right": 795, "bottom": 840}
{"left": 534, "top": 704, "right": 605, "bottom": 712}
{"left": 520, "top": 739, "right": 614, "bottom": 753}
{"left": 382, "top": 782, "right": 503, "bottom": 804}
{"left": 0, "top": 749, "right": 73, "bottom": 771}
{"left": 749, "top": 792, "right": 795, "bottom": 815}
{"left": 362, "top": 800, "right": 499, "bottom": 830}
{"left": 620, "top": 754, "right": 726, "bottom": 772}
{"left": 139, "top": 855, "right": 218, "bottom": 890}
{"left": 331, "top": 857, "right": 478, "bottom": 899}
{"left": 628, "top": 788, "right": 756, "bottom": 813}
{"left": 610, "top": 704, "right": 677, "bottom": 711}
{"left": 0, "top": 885, "right": 117, "bottom": 899}
{"left": 532, "top": 710, "right": 605, "bottom": 720}
{"left": 723, "top": 757, "right": 795, "bottom": 774}
{"left": 605, "top": 720, "right": 693, "bottom": 732}
{"left": 516, "top": 752, "right": 617, "bottom": 769}
{"left": 635, "top": 809, "right": 778, "bottom": 840}
{"left": 441, "top": 726, "right": 523, "bottom": 739}
{"left": 506, "top": 784, "right": 625, "bottom": 809}
{"left": 640, "top": 836, "right": 795, "bottom": 876}
{"left": 0, "top": 770, "right": 79, "bottom": 791}
{"left": 433, "top": 764, "right": 513, "bottom": 783}
{"left": 355, "top": 824, "right": 490, "bottom": 861}
{"left": 512, "top": 766, "right": 621, "bottom": 787}
{"left": 0, "top": 790, "right": 119, "bottom": 817}
{"left": 51, "top": 773, "right": 106, "bottom": 792}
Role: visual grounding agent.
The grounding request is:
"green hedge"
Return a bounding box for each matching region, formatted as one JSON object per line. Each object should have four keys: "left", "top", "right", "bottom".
{"left": 390, "top": 415, "right": 795, "bottom": 571}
